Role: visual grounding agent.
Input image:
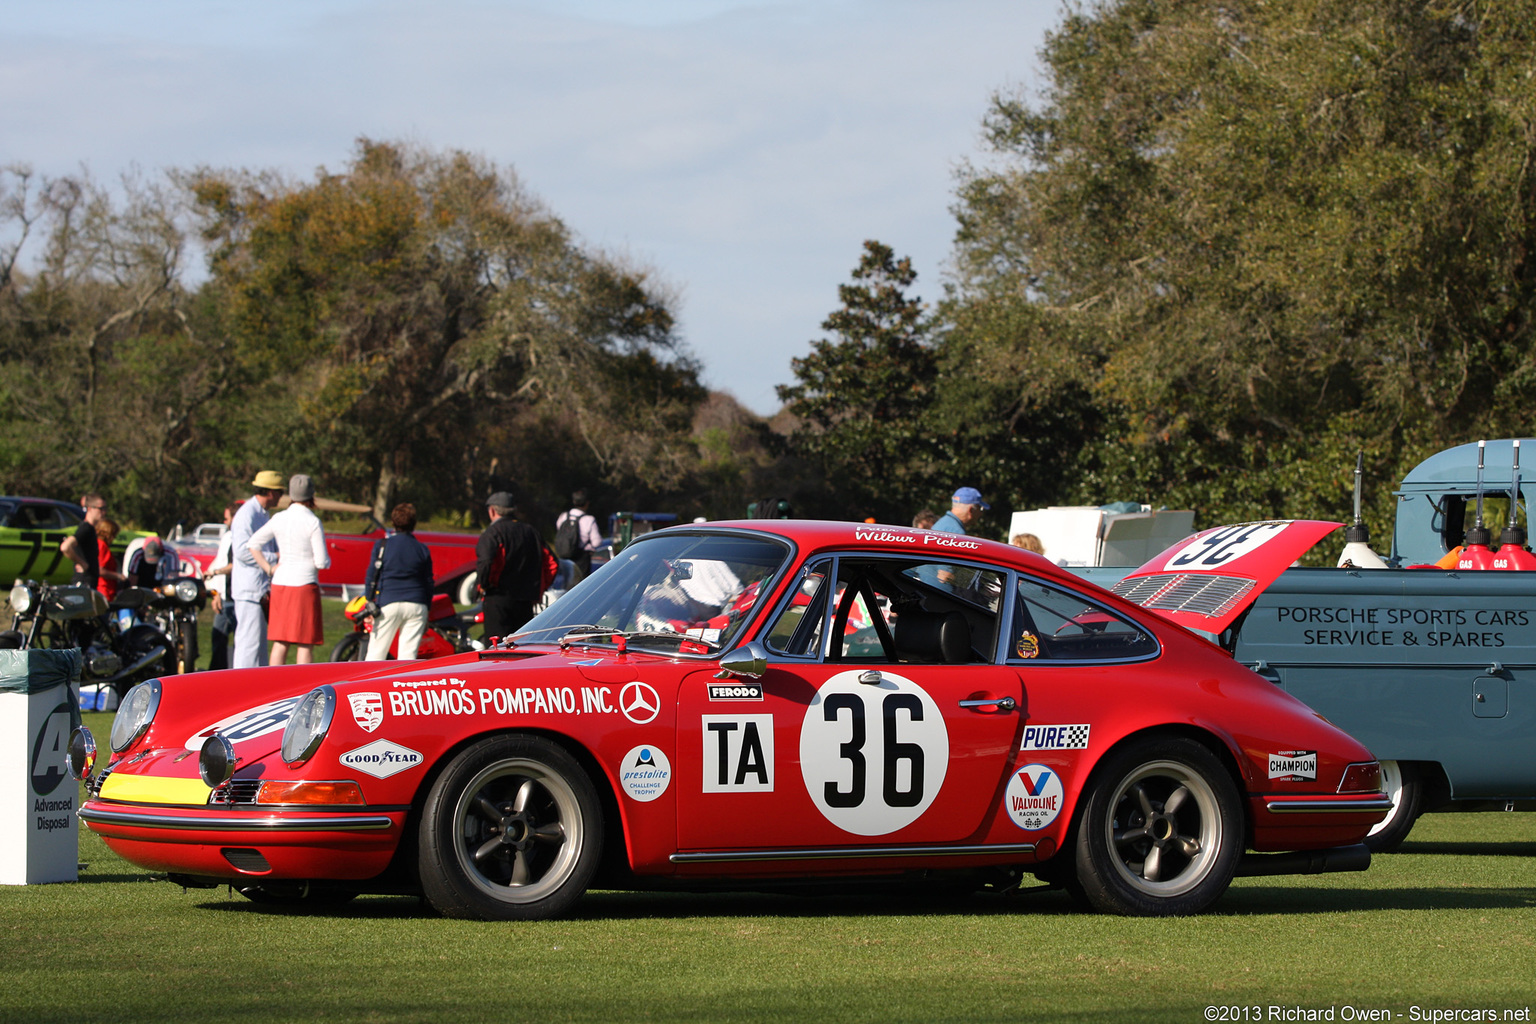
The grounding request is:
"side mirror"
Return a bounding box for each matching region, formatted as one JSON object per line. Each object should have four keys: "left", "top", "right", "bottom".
{"left": 714, "top": 641, "right": 767, "bottom": 679}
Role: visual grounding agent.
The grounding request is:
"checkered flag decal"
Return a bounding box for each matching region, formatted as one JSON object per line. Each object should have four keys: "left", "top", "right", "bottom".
{"left": 1061, "top": 725, "right": 1090, "bottom": 749}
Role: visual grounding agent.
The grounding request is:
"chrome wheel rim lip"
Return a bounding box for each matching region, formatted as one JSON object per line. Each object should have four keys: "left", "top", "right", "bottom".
{"left": 1366, "top": 760, "right": 1404, "bottom": 839}
{"left": 1103, "top": 758, "right": 1221, "bottom": 898}
{"left": 451, "top": 757, "right": 582, "bottom": 905}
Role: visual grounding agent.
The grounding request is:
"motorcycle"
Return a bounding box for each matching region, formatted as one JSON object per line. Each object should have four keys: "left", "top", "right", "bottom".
{"left": 330, "top": 592, "right": 484, "bottom": 662}
{"left": 1, "top": 579, "right": 172, "bottom": 696}
{"left": 141, "top": 574, "right": 207, "bottom": 674}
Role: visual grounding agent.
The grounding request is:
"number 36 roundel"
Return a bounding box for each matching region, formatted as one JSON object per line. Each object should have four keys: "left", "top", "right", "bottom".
{"left": 799, "top": 671, "right": 949, "bottom": 836}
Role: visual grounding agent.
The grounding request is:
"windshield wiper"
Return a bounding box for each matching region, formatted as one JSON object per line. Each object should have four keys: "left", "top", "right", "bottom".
{"left": 558, "top": 627, "right": 719, "bottom": 652}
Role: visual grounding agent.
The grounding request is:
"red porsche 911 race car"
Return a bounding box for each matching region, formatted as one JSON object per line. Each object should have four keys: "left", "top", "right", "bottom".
{"left": 72, "top": 519, "right": 1390, "bottom": 919}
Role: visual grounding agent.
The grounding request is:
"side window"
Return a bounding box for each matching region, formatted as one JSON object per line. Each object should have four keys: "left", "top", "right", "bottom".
{"left": 763, "top": 559, "right": 832, "bottom": 657}
{"left": 1010, "top": 578, "right": 1158, "bottom": 663}
{"left": 23, "top": 504, "right": 69, "bottom": 530}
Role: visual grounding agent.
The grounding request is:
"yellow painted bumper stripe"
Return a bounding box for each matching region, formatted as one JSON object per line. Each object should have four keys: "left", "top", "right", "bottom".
{"left": 100, "top": 774, "right": 211, "bottom": 806}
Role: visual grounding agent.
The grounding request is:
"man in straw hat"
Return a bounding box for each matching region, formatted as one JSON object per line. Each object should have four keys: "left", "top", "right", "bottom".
{"left": 231, "top": 469, "right": 284, "bottom": 668}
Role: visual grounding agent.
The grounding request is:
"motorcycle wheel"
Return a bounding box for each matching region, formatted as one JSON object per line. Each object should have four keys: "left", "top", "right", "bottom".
{"left": 0, "top": 630, "right": 24, "bottom": 649}
{"left": 330, "top": 632, "right": 367, "bottom": 662}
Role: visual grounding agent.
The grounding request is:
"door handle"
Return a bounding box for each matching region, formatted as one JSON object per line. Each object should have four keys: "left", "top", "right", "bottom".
{"left": 858, "top": 670, "right": 883, "bottom": 686}
{"left": 958, "top": 696, "right": 1016, "bottom": 712}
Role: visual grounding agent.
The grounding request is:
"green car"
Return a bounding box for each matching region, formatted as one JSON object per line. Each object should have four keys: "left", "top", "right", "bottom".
{"left": 0, "top": 496, "right": 145, "bottom": 586}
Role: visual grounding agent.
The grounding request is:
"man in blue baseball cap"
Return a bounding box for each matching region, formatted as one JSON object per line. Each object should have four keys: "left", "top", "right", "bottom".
{"left": 933, "top": 486, "right": 990, "bottom": 537}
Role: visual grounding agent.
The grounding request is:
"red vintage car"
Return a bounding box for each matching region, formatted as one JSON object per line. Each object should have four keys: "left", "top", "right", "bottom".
{"left": 73, "top": 519, "right": 1389, "bottom": 919}
{"left": 167, "top": 500, "right": 480, "bottom": 601}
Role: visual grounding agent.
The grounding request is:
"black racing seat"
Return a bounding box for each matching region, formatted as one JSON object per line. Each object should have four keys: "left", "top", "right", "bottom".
{"left": 893, "top": 609, "right": 971, "bottom": 664}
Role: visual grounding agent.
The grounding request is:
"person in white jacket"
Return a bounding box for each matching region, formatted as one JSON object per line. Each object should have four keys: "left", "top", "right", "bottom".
{"left": 249, "top": 474, "right": 331, "bottom": 665}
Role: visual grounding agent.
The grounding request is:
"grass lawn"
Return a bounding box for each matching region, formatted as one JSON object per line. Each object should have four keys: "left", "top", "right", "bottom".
{"left": 1, "top": 741, "right": 1533, "bottom": 1024}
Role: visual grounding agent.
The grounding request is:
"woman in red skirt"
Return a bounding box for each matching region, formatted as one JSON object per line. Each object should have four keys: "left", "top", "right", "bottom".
{"left": 247, "top": 474, "right": 331, "bottom": 664}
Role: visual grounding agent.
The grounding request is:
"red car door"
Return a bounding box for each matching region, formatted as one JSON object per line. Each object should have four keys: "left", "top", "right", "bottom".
{"left": 676, "top": 554, "right": 1023, "bottom": 852}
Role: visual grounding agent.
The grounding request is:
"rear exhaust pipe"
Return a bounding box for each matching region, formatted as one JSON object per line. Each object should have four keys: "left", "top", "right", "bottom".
{"left": 1234, "top": 843, "right": 1371, "bottom": 878}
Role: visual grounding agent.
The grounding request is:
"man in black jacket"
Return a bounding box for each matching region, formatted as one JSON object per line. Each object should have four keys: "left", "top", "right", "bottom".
{"left": 475, "top": 491, "right": 544, "bottom": 642}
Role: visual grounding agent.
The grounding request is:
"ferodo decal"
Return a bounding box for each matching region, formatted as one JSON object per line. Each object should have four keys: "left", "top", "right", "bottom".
{"left": 185, "top": 696, "right": 304, "bottom": 750}
{"left": 1268, "top": 750, "right": 1318, "bottom": 781}
{"left": 339, "top": 740, "right": 423, "bottom": 779}
{"left": 707, "top": 681, "right": 764, "bottom": 701}
{"left": 619, "top": 745, "right": 672, "bottom": 802}
{"left": 1020, "top": 724, "right": 1090, "bottom": 751}
{"left": 702, "top": 715, "right": 774, "bottom": 792}
{"left": 1006, "top": 764, "right": 1064, "bottom": 831}
{"left": 349, "top": 692, "right": 383, "bottom": 733}
{"left": 799, "top": 670, "right": 948, "bottom": 836}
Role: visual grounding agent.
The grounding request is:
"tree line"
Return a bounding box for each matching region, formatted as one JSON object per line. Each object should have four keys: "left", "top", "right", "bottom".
{"left": 779, "top": 0, "right": 1536, "bottom": 541}
{"left": 1, "top": 140, "right": 786, "bottom": 535}
{"left": 9, "top": 0, "right": 1536, "bottom": 545}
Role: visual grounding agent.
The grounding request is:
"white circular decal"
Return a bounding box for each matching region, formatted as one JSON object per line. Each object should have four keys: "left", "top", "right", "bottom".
{"left": 799, "top": 670, "right": 948, "bottom": 836}
{"left": 1166, "top": 521, "right": 1288, "bottom": 570}
{"left": 618, "top": 744, "right": 672, "bottom": 802}
{"left": 184, "top": 696, "right": 304, "bottom": 750}
{"left": 1005, "top": 763, "right": 1064, "bottom": 831}
{"left": 619, "top": 681, "right": 661, "bottom": 724}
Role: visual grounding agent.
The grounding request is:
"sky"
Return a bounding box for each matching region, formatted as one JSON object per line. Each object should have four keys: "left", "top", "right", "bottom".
{"left": 1, "top": 0, "right": 1059, "bottom": 415}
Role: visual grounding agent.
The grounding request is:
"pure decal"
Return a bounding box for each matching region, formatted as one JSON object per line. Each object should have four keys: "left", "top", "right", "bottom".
{"left": 619, "top": 745, "right": 672, "bottom": 802}
{"left": 1019, "top": 724, "right": 1090, "bottom": 751}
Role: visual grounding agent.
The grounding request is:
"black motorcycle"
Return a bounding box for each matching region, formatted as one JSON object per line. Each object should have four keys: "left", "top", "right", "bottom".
{"left": 1, "top": 579, "right": 171, "bottom": 696}
{"left": 141, "top": 574, "right": 207, "bottom": 674}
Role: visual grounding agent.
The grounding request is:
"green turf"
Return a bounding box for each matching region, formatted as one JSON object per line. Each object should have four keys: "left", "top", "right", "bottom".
{"left": 2, "top": 742, "right": 1532, "bottom": 1024}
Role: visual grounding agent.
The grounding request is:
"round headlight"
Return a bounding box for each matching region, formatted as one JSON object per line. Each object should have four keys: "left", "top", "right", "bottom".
{"left": 199, "top": 733, "right": 236, "bottom": 787}
{"left": 9, "top": 582, "right": 34, "bottom": 615}
{"left": 281, "top": 686, "right": 336, "bottom": 766}
{"left": 110, "top": 678, "right": 162, "bottom": 752}
{"left": 173, "top": 578, "right": 200, "bottom": 603}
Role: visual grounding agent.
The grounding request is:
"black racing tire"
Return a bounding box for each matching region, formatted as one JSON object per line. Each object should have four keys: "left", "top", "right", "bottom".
{"left": 418, "top": 734, "right": 603, "bottom": 921}
{"left": 1363, "top": 760, "right": 1422, "bottom": 853}
{"left": 236, "top": 882, "right": 359, "bottom": 907}
{"left": 330, "top": 632, "right": 367, "bottom": 663}
{"left": 1073, "top": 736, "right": 1242, "bottom": 916}
{"left": 0, "top": 630, "right": 24, "bottom": 649}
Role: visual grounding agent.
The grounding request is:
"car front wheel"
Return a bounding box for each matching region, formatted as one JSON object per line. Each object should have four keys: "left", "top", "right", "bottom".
{"left": 418, "top": 734, "right": 602, "bottom": 921}
{"left": 1073, "top": 737, "right": 1242, "bottom": 916}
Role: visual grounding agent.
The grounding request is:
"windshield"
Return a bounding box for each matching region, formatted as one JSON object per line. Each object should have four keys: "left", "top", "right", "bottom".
{"left": 516, "top": 531, "right": 792, "bottom": 653}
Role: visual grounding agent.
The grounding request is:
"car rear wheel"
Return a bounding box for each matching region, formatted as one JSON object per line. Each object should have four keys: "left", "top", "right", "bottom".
{"left": 418, "top": 734, "right": 602, "bottom": 921}
{"left": 1074, "top": 737, "right": 1241, "bottom": 916}
{"left": 330, "top": 632, "right": 366, "bottom": 663}
{"left": 1363, "top": 760, "right": 1421, "bottom": 853}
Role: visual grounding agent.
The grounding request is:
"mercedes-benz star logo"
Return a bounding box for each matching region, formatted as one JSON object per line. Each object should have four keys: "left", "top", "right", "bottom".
{"left": 619, "top": 681, "right": 661, "bottom": 724}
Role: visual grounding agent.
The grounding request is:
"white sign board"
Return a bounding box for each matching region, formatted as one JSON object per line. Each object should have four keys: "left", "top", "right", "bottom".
{"left": 1007, "top": 506, "right": 1196, "bottom": 567}
{"left": 0, "top": 688, "right": 80, "bottom": 884}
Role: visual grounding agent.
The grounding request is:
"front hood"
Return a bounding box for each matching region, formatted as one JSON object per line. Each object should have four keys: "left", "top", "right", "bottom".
{"left": 1111, "top": 520, "right": 1341, "bottom": 634}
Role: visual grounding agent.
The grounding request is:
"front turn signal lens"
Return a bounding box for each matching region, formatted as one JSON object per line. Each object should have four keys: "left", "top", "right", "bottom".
{"left": 254, "top": 781, "right": 365, "bottom": 806}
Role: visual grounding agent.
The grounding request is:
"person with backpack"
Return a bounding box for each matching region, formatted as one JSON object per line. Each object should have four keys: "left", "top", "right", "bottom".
{"left": 553, "top": 490, "right": 602, "bottom": 580}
